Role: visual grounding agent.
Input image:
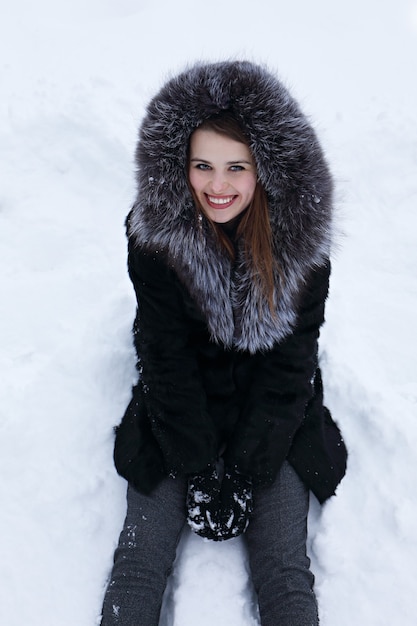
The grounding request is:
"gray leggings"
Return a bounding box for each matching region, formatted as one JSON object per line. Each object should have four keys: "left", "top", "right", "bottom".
{"left": 100, "top": 462, "right": 318, "bottom": 626}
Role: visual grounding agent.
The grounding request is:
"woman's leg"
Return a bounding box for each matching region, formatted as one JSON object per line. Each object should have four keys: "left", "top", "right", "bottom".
{"left": 100, "top": 476, "right": 187, "bottom": 626}
{"left": 245, "top": 462, "right": 318, "bottom": 626}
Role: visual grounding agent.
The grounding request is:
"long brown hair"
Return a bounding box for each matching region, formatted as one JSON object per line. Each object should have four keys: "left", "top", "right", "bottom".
{"left": 188, "top": 112, "right": 277, "bottom": 313}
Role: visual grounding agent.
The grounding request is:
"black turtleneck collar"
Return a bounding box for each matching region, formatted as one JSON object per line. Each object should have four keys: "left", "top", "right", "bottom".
{"left": 217, "top": 210, "right": 246, "bottom": 241}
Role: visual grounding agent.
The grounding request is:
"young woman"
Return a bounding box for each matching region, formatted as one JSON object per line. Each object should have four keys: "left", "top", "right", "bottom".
{"left": 100, "top": 60, "right": 347, "bottom": 625}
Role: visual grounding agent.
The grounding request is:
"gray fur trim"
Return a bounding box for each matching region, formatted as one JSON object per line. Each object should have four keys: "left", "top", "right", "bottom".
{"left": 129, "top": 61, "right": 333, "bottom": 353}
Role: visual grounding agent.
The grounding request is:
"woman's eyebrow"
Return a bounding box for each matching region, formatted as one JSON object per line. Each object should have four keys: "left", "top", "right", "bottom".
{"left": 189, "top": 158, "right": 253, "bottom": 165}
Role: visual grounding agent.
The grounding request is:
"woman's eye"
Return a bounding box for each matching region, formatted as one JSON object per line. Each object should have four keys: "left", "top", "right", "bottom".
{"left": 230, "top": 165, "right": 244, "bottom": 171}
{"left": 195, "top": 163, "right": 211, "bottom": 170}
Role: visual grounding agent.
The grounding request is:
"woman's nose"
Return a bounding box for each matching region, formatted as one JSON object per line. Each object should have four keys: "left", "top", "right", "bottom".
{"left": 210, "top": 173, "right": 228, "bottom": 193}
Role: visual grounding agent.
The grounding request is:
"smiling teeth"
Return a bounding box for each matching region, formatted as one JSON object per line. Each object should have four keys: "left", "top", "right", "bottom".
{"left": 208, "top": 196, "right": 234, "bottom": 205}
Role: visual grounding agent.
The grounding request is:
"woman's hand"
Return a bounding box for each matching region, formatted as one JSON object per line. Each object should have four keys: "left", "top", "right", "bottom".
{"left": 186, "top": 465, "right": 221, "bottom": 540}
{"left": 218, "top": 468, "right": 253, "bottom": 540}
{"left": 186, "top": 465, "right": 253, "bottom": 541}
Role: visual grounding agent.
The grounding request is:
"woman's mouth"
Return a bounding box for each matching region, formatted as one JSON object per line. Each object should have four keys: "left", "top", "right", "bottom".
{"left": 205, "top": 194, "right": 236, "bottom": 209}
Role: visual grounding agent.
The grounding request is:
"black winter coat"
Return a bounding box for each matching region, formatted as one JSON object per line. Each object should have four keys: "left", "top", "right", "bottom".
{"left": 113, "top": 61, "right": 347, "bottom": 503}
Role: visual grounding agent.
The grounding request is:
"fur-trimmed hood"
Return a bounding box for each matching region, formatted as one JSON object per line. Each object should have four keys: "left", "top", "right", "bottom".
{"left": 128, "top": 61, "right": 333, "bottom": 353}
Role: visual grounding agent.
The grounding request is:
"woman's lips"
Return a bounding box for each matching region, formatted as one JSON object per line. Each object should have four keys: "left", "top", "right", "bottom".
{"left": 205, "top": 194, "right": 236, "bottom": 209}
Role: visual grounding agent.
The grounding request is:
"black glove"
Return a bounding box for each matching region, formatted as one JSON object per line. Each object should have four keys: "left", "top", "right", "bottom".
{"left": 217, "top": 468, "right": 253, "bottom": 540}
{"left": 186, "top": 464, "right": 221, "bottom": 540}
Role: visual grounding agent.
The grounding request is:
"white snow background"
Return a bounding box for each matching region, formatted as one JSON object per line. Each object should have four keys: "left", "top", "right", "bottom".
{"left": 1, "top": 0, "right": 417, "bottom": 624}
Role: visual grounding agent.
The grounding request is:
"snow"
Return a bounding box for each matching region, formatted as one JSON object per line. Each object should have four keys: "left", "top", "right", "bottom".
{"left": 1, "top": 0, "right": 416, "bottom": 624}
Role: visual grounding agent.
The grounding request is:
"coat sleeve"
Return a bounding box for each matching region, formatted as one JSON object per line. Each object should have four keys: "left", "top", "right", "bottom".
{"left": 223, "top": 261, "right": 330, "bottom": 485}
{"left": 125, "top": 242, "right": 219, "bottom": 477}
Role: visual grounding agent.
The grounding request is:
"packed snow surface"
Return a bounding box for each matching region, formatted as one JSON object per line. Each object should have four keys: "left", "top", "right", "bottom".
{"left": 1, "top": 1, "right": 417, "bottom": 624}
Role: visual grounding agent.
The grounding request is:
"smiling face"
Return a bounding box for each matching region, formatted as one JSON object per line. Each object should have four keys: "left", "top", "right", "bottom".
{"left": 188, "top": 128, "right": 257, "bottom": 224}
